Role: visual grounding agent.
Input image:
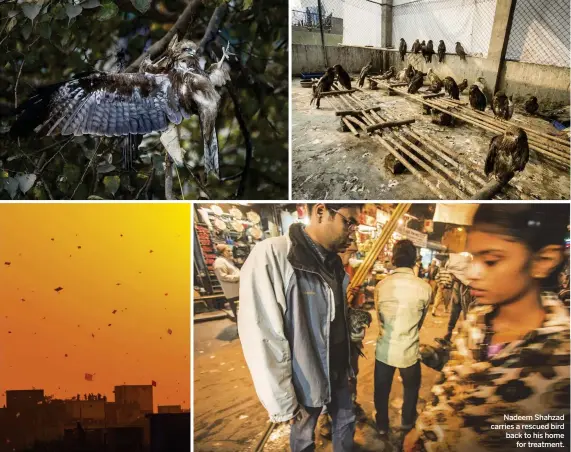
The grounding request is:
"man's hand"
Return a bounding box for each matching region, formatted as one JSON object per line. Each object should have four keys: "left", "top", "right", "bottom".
{"left": 403, "top": 428, "right": 422, "bottom": 452}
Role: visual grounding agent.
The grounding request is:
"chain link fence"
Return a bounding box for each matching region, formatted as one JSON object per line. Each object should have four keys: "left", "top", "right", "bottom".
{"left": 505, "top": 0, "right": 570, "bottom": 68}
{"left": 393, "top": 0, "right": 496, "bottom": 57}
{"left": 292, "top": 0, "right": 570, "bottom": 66}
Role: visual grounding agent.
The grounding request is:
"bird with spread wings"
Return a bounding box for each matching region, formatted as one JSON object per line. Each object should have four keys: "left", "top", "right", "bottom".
{"left": 10, "top": 34, "right": 232, "bottom": 179}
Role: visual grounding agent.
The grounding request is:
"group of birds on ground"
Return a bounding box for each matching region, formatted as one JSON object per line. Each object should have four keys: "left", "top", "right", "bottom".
{"left": 310, "top": 64, "right": 352, "bottom": 108}
{"left": 361, "top": 60, "right": 531, "bottom": 183}
{"left": 368, "top": 62, "right": 527, "bottom": 122}
{"left": 398, "top": 38, "right": 467, "bottom": 63}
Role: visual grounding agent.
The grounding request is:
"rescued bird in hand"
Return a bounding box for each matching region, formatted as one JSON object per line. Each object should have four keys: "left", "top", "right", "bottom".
{"left": 437, "top": 40, "right": 446, "bottom": 63}
{"left": 310, "top": 67, "right": 335, "bottom": 109}
{"left": 492, "top": 91, "right": 514, "bottom": 120}
{"left": 10, "top": 35, "right": 232, "bottom": 178}
{"left": 425, "top": 40, "right": 435, "bottom": 63}
{"left": 457, "top": 79, "right": 468, "bottom": 93}
{"left": 378, "top": 66, "right": 396, "bottom": 80}
{"left": 411, "top": 39, "right": 421, "bottom": 54}
{"left": 358, "top": 59, "right": 373, "bottom": 88}
{"left": 408, "top": 72, "right": 424, "bottom": 94}
{"left": 426, "top": 68, "right": 443, "bottom": 93}
{"left": 443, "top": 76, "right": 460, "bottom": 100}
{"left": 469, "top": 85, "right": 487, "bottom": 111}
{"left": 334, "top": 64, "right": 352, "bottom": 90}
{"left": 455, "top": 42, "right": 467, "bottom": 61}
{"left": 485, "top": 126, "right": 529, "bottom": 182}
{"left": 399, "top": 38, "right": 407, "bottom": 61}
{"left": 524, "top": 96, "right": 539, "bottom": 115}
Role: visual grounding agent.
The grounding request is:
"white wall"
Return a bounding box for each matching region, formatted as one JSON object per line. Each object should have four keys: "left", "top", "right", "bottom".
{"left": 342, "top": 0, "right": 382, "bottom": 46}
{"left": 392, "top": 0, "right": 497, "bottom": 57}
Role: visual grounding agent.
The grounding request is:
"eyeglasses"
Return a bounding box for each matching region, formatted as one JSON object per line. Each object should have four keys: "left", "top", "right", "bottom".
{"left": 330, "top": 209, "right": 359, "bottom": 230}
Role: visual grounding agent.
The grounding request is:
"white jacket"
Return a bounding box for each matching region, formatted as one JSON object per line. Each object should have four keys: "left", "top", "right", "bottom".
{"left": 213, "top": 257, "right": 240, "bottom": 299}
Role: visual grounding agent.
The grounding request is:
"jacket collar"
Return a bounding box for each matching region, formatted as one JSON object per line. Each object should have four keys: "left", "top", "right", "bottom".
{"left": 393, "top": 267, "right": 414, "bottom": 275}
{"left": 287, "top": 223, "right": 339, "bottom": 273}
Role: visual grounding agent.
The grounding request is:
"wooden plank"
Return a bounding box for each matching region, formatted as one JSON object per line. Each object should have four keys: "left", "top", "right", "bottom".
{"left": 335, "top": 106, "right": 382, "bottom": 116}
{"left": 319, "top": 89, "right": 356, "bottom": 97}
{"left": 422, "top": 92, "right": 446, "bottom": 99}
{"left": 366, "top": 119, "right": 415, "bottom": 133}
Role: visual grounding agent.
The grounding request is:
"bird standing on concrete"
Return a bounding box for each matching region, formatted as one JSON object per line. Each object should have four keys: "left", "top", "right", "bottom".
{"left": 412, "top": 39, "right": 421, "bottom": 54}
{"left": 469, "top": 85, "right": 487, "bottom": 111}
{"left": 492, "top": 91, "right": 514, "bottom": 120}
{"left": 399, "top": 38, "right": 407, "bottom": 62}
{"left": 524, "top": 96, "right": 539, "bottom": 115}
{"left": 426, "top": 68, "right": 443, "bottom": 93}
{"left": 358, "top": 60, "right": 373, "bottom": 88}
{"left": 455, "top": 42, "right": 467, "bottom": 61}
{"left": 457, "top": 79, "right": 468, "bottom": 93}
{"left": 443, "top": 76, "right": 460, "bottom": 100}
{"left": 334, "top": 64, "right": 352, "bottom": 90}
{"left": 485, "top": 126, "right": 529, "bottom": 182}
{"left": 379, "top": 66, "right": 396, "bottom": 80}
{"left": 437, "top": 40, "right": 446, "bottom": 63}
{"left": 310, "top": 67, "right": 335, "bottom": 109}
{"left": 425, "top": 40, "right": 435, "bottom": 63}
{"left": 408, "top": 72, "right": 424, "bottom": 94}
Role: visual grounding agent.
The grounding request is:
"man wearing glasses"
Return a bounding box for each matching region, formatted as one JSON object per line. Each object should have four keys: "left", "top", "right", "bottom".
{"left": 238, "top": 203, "right": 363, "bottom": 452}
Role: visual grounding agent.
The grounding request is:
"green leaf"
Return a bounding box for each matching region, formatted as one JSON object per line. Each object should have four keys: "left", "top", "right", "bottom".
{"left": 52, "top": 4, "right": 67, "bottom": 20}
{"left": 81, "top": 0, "right": 101, "bottom": 9}
{"left": 39, "top": 22, "right": 52, "bottom": 39}
{"left": 65, "top": 4, "right": 83, "bottom": 20}
{"left": 103, "top": 175, "right": 120, "bottom": 196}
{"left": 96, "top": 2, "right": 119, "bottom": 21}
{"left": 131, "top": 0, "right": 151, "bottom": 13}
{"left": 3, "top": 177, "right": 19, "bottom": 199}
{"left": 21, "top": 2, "right": 43, "bottom": 23}
{"left": 62, "top": 163, "right": 81, "bottom": 185}
{"left": 243, "top": 0, "right": 253, "bottom": 10}
{"left": 6, "top": 17, "right": 17, "bottom": 33}
{"left": 15, "top": 174, "right": 37, "bottom": 194}
{"left": 21, "top": 23, "right": 32, "bottom": 40}
{"left": 96, "top": 162, "right": 116, "bottom": 174}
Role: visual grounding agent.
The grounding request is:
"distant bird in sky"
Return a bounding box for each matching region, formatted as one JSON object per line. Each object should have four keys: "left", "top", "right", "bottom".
{"left": 10, "top": 35, "right": 232, "bottom": 179}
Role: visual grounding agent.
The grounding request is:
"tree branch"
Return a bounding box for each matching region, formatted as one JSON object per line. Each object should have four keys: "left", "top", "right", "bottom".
{"left": 124, "top": 0, "right": 203, "bottom": 73}
{"left": 198, "top": 3, "right": 229, "bottom": 55}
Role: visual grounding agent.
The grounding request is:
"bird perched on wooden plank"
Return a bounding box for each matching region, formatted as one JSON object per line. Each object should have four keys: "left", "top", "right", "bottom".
{"left": 469, "top": 85, "right": 487, "bottom": 111}
{"left": 425, "top": 40, "right": 435, "bottom": 63}
{"left": 408, "top": 72, "right": 424, "bottom": 94}
{"left": 334, "top": 64, "right": 352, "bottom": 90}
{"left": 10, "top": 35, "right": 232, "bottom": 178}
{"left": 485, "top": 126, "right": 529, "bottom": 182}
{"left": 399, "top": 38, "right": 407, "bottom": 61}
{"left": 455, "top": 42, "right": 467, "bottom": 61}
{"left": 437, "top": 40, "right": 446, "bottom": 63}
{"left": 369, "top": 79, "right": 379, "bottom": 90}
{"left": 524, "top": 96, "right": 539, "bottom": 115}
{"left": 426, "top": 69, "right": 443, "bottom": 93}
{"left": 378, "top": 66, "right": 396, "bottom": 80}
{"left": 310, "top": 67, "right": 335, "bottom": 109}
{"left": 405, "top": 64, "right": 416, "bottom": 80}
{"left": 411, "top": 39, "right": 421, "bottom": 54}
{"left": 492, "top": 91, "right": 514, "bottom": 120}
{"left": 457, "top": 79, "right": 468, "bottom": 93}
{"left": 358, "top": 59, "right": 373, "bottom": 88}
{"left": 443, "top": 76, "right": 460, "bottom": 100}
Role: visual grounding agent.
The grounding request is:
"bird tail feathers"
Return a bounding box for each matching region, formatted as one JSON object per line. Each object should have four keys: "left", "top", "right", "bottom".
{"left": 203, "top": 126, "right": 220, "bottom": 179}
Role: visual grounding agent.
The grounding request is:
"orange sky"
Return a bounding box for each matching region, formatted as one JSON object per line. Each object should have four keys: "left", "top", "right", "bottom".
{"left": 0, "top": 203, "right": 190, "bottom": 411}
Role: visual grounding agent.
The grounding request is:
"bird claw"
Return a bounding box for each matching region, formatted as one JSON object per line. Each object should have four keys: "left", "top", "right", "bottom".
{"left": 218, "top": 42, "right": 235, "bottom": 67}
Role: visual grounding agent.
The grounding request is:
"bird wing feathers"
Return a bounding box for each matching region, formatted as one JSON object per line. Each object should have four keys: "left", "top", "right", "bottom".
{"left": 485, "top": 135, "right": 501, "bottom": 176}
{"left": 13, "top": 72, "right": 191, "bottom": 138}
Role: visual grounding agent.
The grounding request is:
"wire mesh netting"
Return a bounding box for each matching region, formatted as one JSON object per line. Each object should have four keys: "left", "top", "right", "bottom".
{"left": 393, "top": 0, "right": 496, "bottom": 57}
{"left": 505, "top": 0, "right": 570, "bottom": 68}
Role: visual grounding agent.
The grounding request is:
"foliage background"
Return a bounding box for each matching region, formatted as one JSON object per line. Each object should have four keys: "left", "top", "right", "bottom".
{"left": 0, "top": 0, "right": 288, "bottom": 200}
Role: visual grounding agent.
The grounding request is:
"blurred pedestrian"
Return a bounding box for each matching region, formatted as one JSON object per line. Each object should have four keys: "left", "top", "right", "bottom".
{"left": 213, "top": 244, "right": 240, "bottom": 322}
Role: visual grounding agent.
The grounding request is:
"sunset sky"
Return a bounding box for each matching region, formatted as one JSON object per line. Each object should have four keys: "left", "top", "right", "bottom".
{"left": 0, "top": 203, "right": 190, "bottom": 411}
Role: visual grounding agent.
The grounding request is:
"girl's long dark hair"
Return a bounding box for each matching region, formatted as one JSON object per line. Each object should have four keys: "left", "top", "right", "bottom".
{"left": 472, "top": 204, "right": 569, "bottom": 290}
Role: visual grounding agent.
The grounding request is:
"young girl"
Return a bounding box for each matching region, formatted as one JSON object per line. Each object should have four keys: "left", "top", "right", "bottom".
{"left": 404, "top": 204, "right": 570, "bottom": 452}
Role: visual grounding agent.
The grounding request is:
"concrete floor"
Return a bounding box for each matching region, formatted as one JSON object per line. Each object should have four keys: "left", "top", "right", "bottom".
{"left": 292, "top": 77, "right": 570, "bottom": 200}
{"left": 193, "top": 305, "right": 451, "bottom": 451}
